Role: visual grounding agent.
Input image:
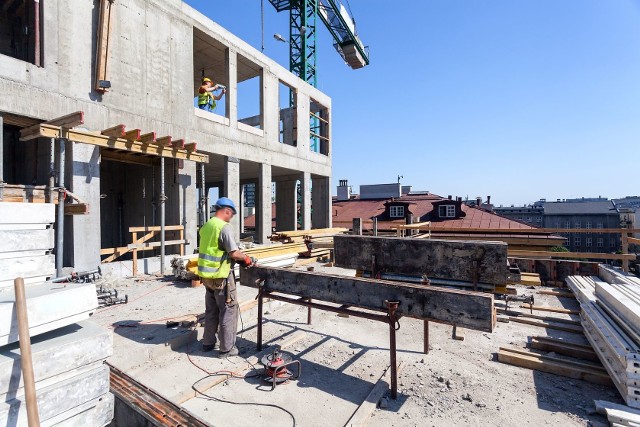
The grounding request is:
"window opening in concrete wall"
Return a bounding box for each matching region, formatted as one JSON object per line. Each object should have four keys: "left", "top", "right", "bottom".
{"left": 2, "top": 123, "right": 50, "bottom": 187}
{"left": 279, "top": 80, "right": 296, "bottom": 145}
{"left": 237, "top": 53, "right": 263, "bottom": 130}
{"left": 310, "top": 98, "right": 329, "bottom": 155}
{"left": 0, "top": 0, "right": 42, "bottom": 65}
{"left": 193, "top": 28, "right": 227, "bottom": 117}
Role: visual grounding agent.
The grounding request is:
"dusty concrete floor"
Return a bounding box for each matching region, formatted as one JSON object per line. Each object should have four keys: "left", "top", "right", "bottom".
{"left": 91, "top": 264, "right": 621, "bottom": 427}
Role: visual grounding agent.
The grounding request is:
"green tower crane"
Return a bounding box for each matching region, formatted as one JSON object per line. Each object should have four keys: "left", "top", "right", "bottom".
{"left": 268, "top": 0, "right": 369, "bottom": 151}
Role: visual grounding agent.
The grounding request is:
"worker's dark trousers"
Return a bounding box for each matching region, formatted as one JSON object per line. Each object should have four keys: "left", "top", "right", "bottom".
{"left": 203, "top": 275, "right": 238, "bottom": 353}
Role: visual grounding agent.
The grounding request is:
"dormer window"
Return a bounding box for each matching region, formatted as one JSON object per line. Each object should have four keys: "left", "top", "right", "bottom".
{"left": 438, "top": 205, "right": 455, "bottom": 218}
{"left": 389, "top": 206, "right": 405, "bottom": 218}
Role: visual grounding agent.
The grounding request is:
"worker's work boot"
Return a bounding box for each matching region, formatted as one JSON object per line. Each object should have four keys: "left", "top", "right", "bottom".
{"left": 202, "top": 342, "right": 220, "bottom": 352}
{"left": 218, "top": 346, "right": 239, "bottom": 358}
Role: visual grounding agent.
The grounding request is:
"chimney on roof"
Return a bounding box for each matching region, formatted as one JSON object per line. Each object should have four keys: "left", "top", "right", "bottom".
{"left": 456, "top": 196, "right": 462, "bottom": 202}
{"left": 337, "top": 179, "right": 352, "bottom": 201}
{"left": 486, "top": 195, "right": 491, "bottom": 205}
{"left": 476, "top": 196, "right": 482, "bottom": 206}
{"left": 448, "top": 195, "right": 452, "bottom": 200}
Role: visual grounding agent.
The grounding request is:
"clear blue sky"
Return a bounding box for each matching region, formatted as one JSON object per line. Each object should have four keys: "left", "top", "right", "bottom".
{"left": 186, "top": 0, "right": 640, "bottom": 207}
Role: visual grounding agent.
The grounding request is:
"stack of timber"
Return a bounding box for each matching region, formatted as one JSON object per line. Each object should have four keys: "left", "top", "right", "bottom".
{"left": 566, "top": 269, "right": 640, "bottom": 409}
{"left": 0, "top": 281, "right": 113, "bottom": 424}
{"left": 0, "top": 202, "right": 55, "bottom": 289}
{"left": 268, "top": 228, "right": 348, "bottom": 243}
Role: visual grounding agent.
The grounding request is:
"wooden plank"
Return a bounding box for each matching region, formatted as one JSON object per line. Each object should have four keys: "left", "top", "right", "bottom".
{"left": 19, "top": 125, "right": 209, "bottom": 163}
{"left": 46, "top": 111, "right": 84, "bottom": 128}
{"left": 333, "top": 235, "right": 508, "bottom": 286}
{"left": 498, "top": 347, "right": 613, "bottom": 386}
{"left": 0, "top": 202, "right": 55, "bottom": 224}
{"left": 128, "top": 225, "right": 184, "bottom": 233}
{"left": 529, "top": 336, "right": 600, "bottom": 362}
{"left": 628, "top": 237, "right": 640, "bottom": 246}
{"left": 64, "top": 204, "right": 89, "bottom": 215}
{"left": 523, "top": 305, "right": 579, "bottom": 315}
{"left": 124, "top": 129, "right": 141, "bottom": 141}
{"left": 139, "top": 132, "right": 156, "bottom": 144}
{"left": 538, "top": 289, "right": 575, "bottom": 298}
{"left": 101, "top": 125, "right": 126, "bottom": 138}
{"left": 496, "top": 309, "right": 581, "bottom": 325}
{"left": 241, "top": 266, "right": 495, "bottom": 332}
{"left": 94, "top": 0, "right": 112, "bottom": 92}
{"left": 508, "top": 317, "right": 583, "bottom": 334}
{"left": 100, "top": 150, "right": 156, "bottom": 166}
{"left": 127, "top": 239, "right": 186, "bottom": 250}
{"left": 509, "top": 250, "right": 636, "bottom": 261}
{"left": 184, "top": 142, "right": 197, "bottom": 152}
{"left": 0, "top": 229, "right": 54, "bottom": 253}
{"left": 155, "top": 136, "right": 172, "bottom": 146}
{"left": 346, "top": 361, "right": 406, "bottom": 427}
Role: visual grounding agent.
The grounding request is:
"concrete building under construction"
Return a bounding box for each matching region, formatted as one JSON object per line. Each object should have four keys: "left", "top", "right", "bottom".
{"left": 0, "top": 0, "right": 332, "bottom": 273}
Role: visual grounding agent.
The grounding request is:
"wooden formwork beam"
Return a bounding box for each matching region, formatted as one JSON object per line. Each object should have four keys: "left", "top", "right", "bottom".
{"left": 333, "top": 235, "right": 508, "bottom": 285}
{"left": 241, "top": 266, "right": 495, "bottom": 332}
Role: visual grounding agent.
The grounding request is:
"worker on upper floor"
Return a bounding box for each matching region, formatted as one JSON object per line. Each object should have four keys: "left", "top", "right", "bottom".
{"left": 197, "top": 77, "right": 226, "bottom": 112}
{"left": 198, "top": 197, "right": 255, "bottom": 358}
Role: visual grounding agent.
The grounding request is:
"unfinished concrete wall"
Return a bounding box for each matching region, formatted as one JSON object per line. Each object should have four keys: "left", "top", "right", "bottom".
{"left": 0, "top": 0, "right": 332, "bottom": 269}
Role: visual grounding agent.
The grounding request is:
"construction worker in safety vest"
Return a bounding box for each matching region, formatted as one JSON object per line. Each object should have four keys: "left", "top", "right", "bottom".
{"left": 198, "top": 197, "right": 255, "bottom": 357}
{"left": 197, "top": 77, "right": 226, "bottom": 112}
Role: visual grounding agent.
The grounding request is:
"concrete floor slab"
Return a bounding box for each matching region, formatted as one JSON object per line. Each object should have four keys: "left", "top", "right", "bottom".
{"left": 0, "top": 282, "right": 97, "bottom": 345}
{"left": 0, "top": 320, "right": 112, "bottom": 396}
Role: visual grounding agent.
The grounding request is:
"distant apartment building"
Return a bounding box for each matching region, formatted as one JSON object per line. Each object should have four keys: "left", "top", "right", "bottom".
{"left": 495, "top": 197, "right": 623, "bottom": 253}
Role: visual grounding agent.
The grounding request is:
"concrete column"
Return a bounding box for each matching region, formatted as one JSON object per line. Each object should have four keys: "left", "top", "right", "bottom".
{"left": 70, "top": 143, "right": 101, "bottom": 270}
{"left": 226, "top": 48, "right": 238, "bottom": 126}
{"left": 223, "top": 156, "right": 241, "bottom": 241}
{"left": 300, "top": 171, "right": 311, "bottom": 230}
{"left": 275, "top": 180, "right": 297, "bottom": 231}
{"left": 296, "top": 92, "right": 310, "bottom": 152}
{"left": 262, "top": 71, "right": 279, "bottom": 143}
{"left": 352, "top": 218, "right": 362, "bottom": 235}
{"left": 372, "top": 217, "right": 378, "bottom": 236}
{"left": 256, "top": 164, "right": 272, "bottom": 244}
{"left": 312, "top": 175, "right": 331, "bottom": 229}
{"left": 239, "top": 184, "right": 245, "bottom": 236}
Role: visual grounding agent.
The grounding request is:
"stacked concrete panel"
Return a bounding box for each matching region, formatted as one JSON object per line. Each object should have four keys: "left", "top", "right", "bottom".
{"left": 0, "top": 203, "right": 55, "bottom": 289}
{"left": 567, "top": 269, "right": 640, "bottom": 409}
{"left": 0, "top": 202, "right": 113, "bottom": 425}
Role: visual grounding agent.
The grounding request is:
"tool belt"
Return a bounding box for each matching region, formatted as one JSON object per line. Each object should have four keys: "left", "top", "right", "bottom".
{"left": 202, "top": 278, "right": 226, "bottom": 291}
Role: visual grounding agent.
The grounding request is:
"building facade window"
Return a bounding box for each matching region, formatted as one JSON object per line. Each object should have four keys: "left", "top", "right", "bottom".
{"left": 586, "top": 237, "right": 592, "bottom": 247}
{"left": 597, "top": 222, "right": 603, "bottom": 229}
{"left": 526, "top": 217, "right": 532, "bottom": 223}
{"left": 390, "top": 206, "right": 405, "bottom": 218}
{"left": 574, "top": 237, "right": 581, "bottom": 246}
{"left": 586, "top": 222, "right": 591, "bottom": 229}
{"left": 575, "top": 221, "right": 581, "bottom": 229}
{"left": 597, "top": 238, "right": 603, "bottom": 248}
{"left": 536, "top": 217, "right": 543, "bottom": 223}
{"left": 565, "top": 221, "right": 570, "bottom": 229}
{"left": 438, "top": 205, "right": 455, "bottom": 218}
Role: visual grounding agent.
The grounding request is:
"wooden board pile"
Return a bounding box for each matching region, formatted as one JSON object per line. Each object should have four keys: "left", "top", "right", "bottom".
{"left": 268, "top": 227, "right": 348, "bottom": 244}
{"left": 566, "top": 266, "right": 640, "bottom": 409}
{"left": 0, "top": 202, "right": 55, "bottom": 289}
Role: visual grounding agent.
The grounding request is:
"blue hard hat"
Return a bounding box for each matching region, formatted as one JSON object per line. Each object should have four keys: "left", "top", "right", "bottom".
{"left": 214, "top": 197, "right": 237, "bottom": 214}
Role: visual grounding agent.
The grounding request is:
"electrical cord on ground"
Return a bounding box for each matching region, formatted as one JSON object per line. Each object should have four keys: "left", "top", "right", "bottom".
{"left": 191, "top": 375, "right": 296, "bottom": 427}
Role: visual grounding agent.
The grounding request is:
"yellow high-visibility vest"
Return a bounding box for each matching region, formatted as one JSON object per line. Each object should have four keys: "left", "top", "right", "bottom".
{"left": 197, "top": 217, "right": 231, "bottom": 279}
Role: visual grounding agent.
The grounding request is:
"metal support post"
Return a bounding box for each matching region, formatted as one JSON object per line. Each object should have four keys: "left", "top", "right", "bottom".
{"left": 160, "top": 157, "right": 166, "bottom": 275}
{"left": 199, "top": 163, "right": 206, "bottom": 227}
{"left": 48, "top": 138, "right": 55, "bottom": 203}
{"left": 257, "top": 289, "right": 264, "bottom": 351}
{"left": 385, "top": 300, "right": 399, "bottom": 400}
{"left": 55, "top": 138, "right": 66, "bottom": 277}
{"left": 424, "top": 320, "right": 429, "bottom": 354}
{"left": 306, "top": 298, "right": 312, "bottom": 324}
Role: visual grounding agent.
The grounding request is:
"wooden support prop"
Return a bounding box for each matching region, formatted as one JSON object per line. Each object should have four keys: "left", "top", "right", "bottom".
{"left": 155, "top": 136, "right": 172, "bottom": 146}
{"left": 124, "top": 129, "right": 141, "bottom": 141}
{"left": 139, "top": 132, "right": 156, "bottom": 144}
{"left": 101, "top": 124, "right": 126, "bottom": 138}
{"left": 529, "top": 336, "right": 600, "bottom": 362}
{"left": 14, "top": 278, "right": 41, "bottom": 426}
{"left": 498, "top": 347, "right": 612, "bottom": 386}
{"left": 241, "top": 266, "right": 495, "bottom": 332}
{"left": 171, "top": 139, "right": 185, "bottom": 149}
{"left": 333, "top": 235, "right": 508, "bottom": 286}
{"left": 64, "top": 203, "right": 89, "bottom": 215}
{"left": 95, "top": 0, "right": 113, "bottom": 93}
{"left": 184, "top": 142, "right": 197, "bottom": 152}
